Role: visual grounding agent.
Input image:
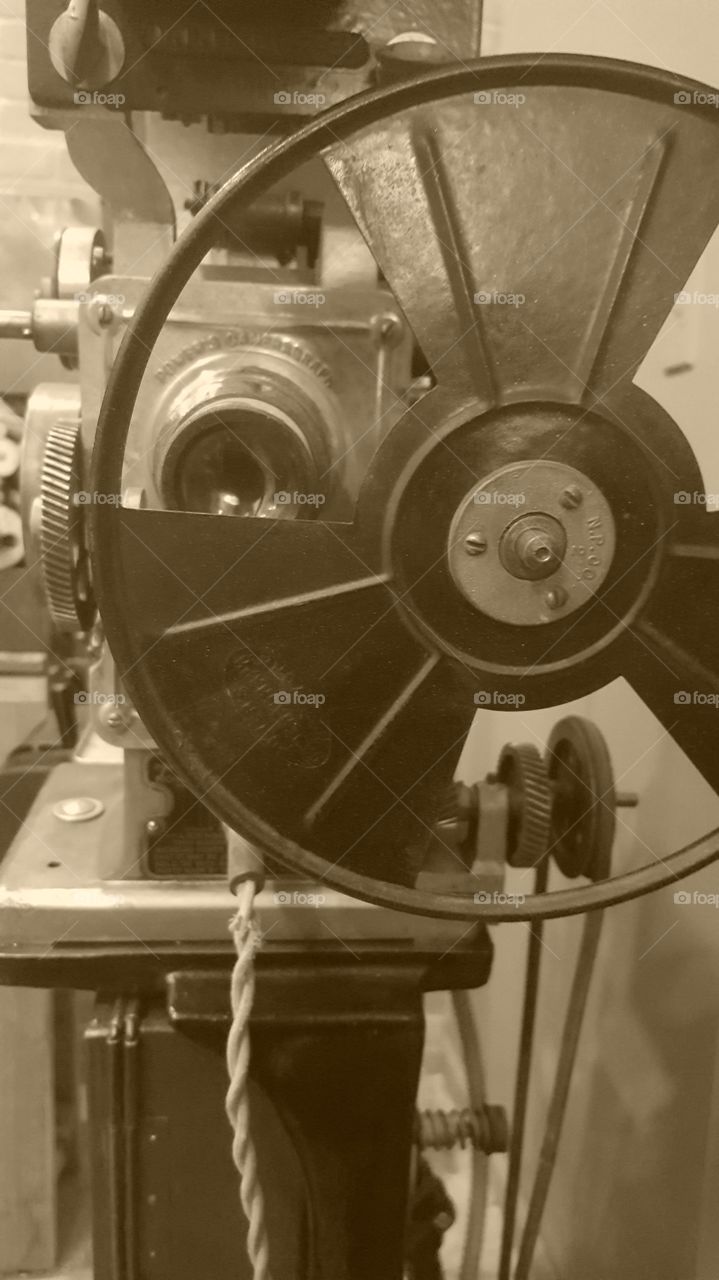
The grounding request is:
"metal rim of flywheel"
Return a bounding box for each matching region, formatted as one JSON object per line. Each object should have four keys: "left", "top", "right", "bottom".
{"left": 90, "top": 55, "right": 719, "bottom": 922}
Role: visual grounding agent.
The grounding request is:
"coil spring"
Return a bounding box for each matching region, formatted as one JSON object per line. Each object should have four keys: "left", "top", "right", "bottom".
{"left": 414, "top": 1105, "right": 509, "bottom": 1155}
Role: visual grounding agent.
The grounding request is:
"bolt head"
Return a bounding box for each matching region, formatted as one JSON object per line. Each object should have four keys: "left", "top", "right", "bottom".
{"left": 373, "top": 312, "right": 404, "bottom": 345}
{"left": 560, "top": 484, "right": 583, "bottom": 509}
{"left": 464, "top": 532, "right": 488, "bottom": 556}
{"left": 545, "top": 586, "right": 569, "bottom": 610}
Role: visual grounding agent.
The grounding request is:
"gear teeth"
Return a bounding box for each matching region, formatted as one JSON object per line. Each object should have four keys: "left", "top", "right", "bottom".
{"left": 497, "top": 743, "right": 552, "bottom": 868}
{"left": 39, "top": 417, "right": 90, "bottom": 632}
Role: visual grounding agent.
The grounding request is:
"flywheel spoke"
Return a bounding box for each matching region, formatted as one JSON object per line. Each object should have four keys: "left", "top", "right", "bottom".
{"left": 326, "top": 84, "right": 719, "bottom": 406}
{"left": 626, "top": 511, "right": 719, "bottom": 792}
{"left": 111, "top": 505, "right": 476, "bottom": 882}
{"left": 110, "top": 506, "right": 383, "bottom": 637}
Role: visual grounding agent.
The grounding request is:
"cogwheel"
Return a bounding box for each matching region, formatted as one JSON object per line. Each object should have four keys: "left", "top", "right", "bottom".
{"left": 496, "top": 742, "right": 552, "bottom": 868}
{"left": 39, "top": 417, "right": 94, "bottom": 632}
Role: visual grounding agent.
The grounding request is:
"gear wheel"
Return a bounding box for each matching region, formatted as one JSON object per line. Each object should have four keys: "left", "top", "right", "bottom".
{"left": 496, "top": 743, "right": 552, "bottom": 868}
{"left": 39, "top": 417, "right": 94, "bottom": 632}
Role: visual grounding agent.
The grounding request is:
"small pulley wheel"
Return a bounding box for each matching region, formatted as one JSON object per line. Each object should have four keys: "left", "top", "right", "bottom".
{"left": 545, "top": 716, "right": 616, "bottom": 882}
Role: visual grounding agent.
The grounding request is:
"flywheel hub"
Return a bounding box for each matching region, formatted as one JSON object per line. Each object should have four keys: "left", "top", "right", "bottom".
{"left": 447, "top": 460, "right": 616, "bottom": 625}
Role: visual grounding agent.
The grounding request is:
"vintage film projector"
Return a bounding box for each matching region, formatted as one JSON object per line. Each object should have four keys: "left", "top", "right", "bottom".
{"left": 2, "top": 5, "right": 719, "bottom": 1277}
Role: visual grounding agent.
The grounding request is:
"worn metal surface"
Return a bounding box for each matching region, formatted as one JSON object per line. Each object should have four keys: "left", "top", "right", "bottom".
{"left": 0, "top": 762, "right": 492, "bottom": 966}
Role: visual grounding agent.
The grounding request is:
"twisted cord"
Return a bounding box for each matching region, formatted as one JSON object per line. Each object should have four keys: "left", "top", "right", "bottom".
{"left": 226, "top": 880, "right": 273, "bottom": 1280}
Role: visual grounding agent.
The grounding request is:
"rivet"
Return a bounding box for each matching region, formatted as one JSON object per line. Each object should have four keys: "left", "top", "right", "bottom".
{"left": 52, "top": 796, "right": 104, "bottom": 822}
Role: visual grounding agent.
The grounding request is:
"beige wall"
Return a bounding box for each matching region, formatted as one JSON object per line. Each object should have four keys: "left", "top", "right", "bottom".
{"left": 466, "top": 3, "right": 719, "bottom": 1276}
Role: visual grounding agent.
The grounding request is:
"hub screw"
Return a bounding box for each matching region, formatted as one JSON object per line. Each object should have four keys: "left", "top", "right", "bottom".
{"left": 546, "top": 586, "right": 569, "bottom": 610}
{"left": 464, "top": 532, "right": 488, "bottom": 556}
{"left": 560, "top": 485, "right": 583, "bottom": 509}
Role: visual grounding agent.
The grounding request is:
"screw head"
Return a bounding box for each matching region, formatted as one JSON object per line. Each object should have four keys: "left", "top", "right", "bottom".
{"left": 373, "top": 311, "right": 404, "bottom": 345}
{"left": 464, "top": 532, "right": 488, "bottom": 555}
{"left": 545, "top": 586, "right": 569, "bottom": 610}
{"left": 560, "top": 484, "right": 583, "bottom": 509}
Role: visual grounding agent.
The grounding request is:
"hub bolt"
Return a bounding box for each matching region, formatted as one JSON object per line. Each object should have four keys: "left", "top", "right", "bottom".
{"left": 464, "top": 532, "right": 488, "bottom": 555}
{"left": 545, "top": 586, "right": 569, "bottom": 610}
{"left": 560, "top": 484, "right": 583, "bottom": 509}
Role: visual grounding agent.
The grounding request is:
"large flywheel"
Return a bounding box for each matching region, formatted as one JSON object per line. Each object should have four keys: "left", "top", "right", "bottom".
{"left": 90, "top": 55, "right": 719, "bottom": 919}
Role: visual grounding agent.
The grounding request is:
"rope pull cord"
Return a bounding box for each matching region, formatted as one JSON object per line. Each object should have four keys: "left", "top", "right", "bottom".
{"left": 224, "top": 827, "right": 273, "bottom": 1280}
